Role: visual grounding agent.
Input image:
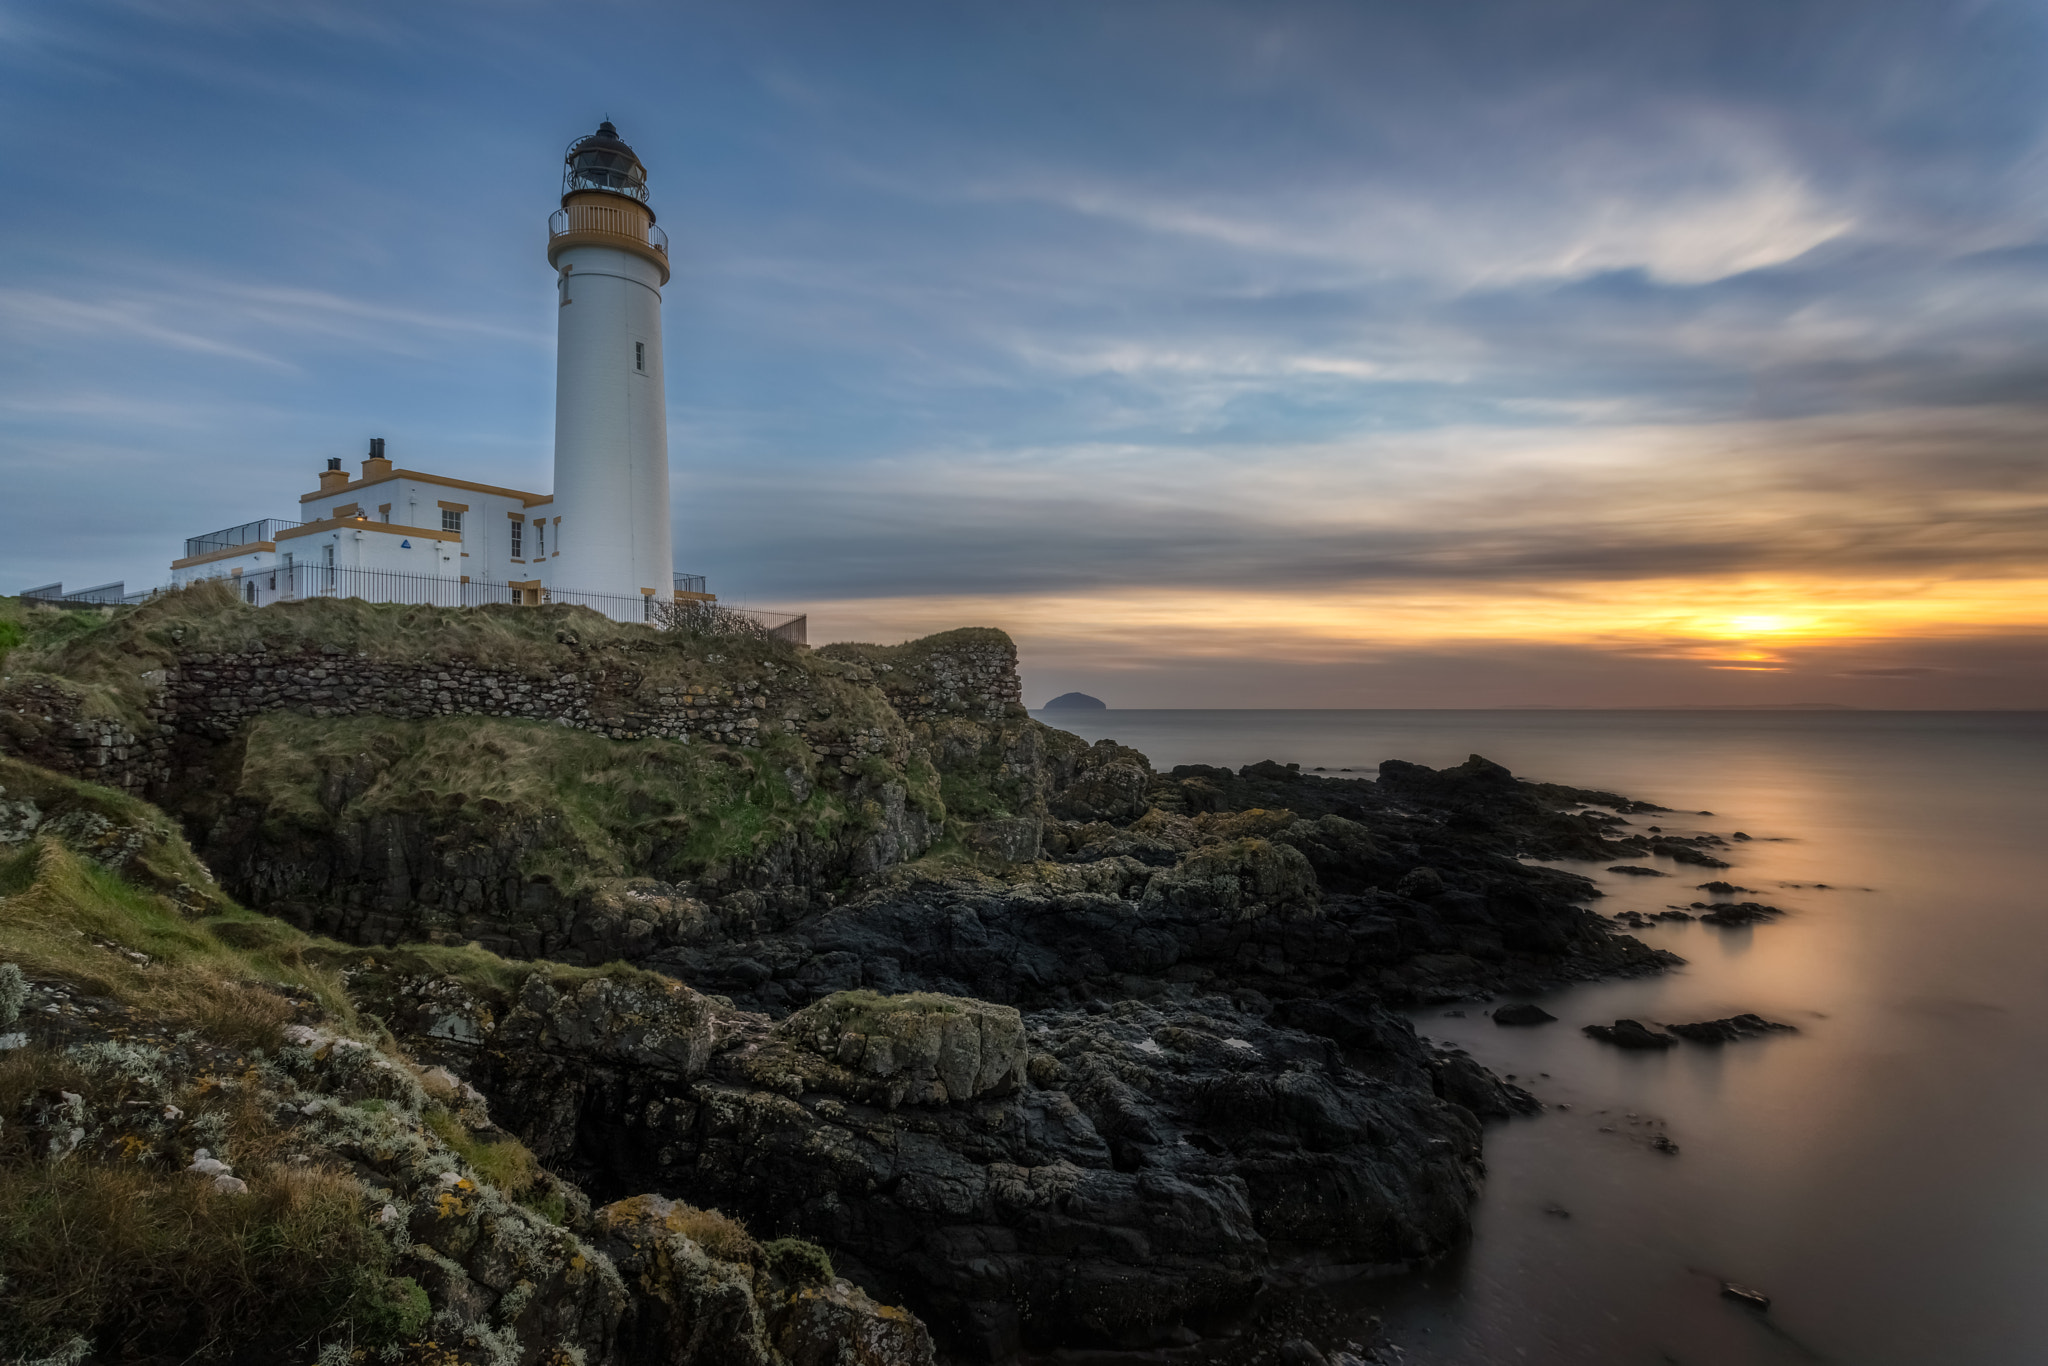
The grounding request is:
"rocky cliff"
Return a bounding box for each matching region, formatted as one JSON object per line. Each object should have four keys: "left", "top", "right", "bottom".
{"left": 0, "top": 756, "right": 934, "bottom": 1366}
{"left": 1, "top": 589, "right": 1684, "bottom": 1362}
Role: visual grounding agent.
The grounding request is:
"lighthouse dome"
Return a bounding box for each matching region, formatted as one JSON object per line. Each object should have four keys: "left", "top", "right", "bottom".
{"left": 563, "top": 121, "right": 649, "bottom": 203}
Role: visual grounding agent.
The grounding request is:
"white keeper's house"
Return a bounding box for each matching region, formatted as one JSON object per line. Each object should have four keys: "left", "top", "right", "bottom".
{"left": 144, "top": 121, "right": 777, "bottom": 632}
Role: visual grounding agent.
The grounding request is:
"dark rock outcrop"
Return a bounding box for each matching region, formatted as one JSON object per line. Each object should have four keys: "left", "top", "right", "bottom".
{"left": 1664, "top": 1014, "right": 1796, "bottom": 1044}
{"left": 1582, "top": 1019, "right": 1677, "bottom": 1049}
{"left": 359, "top": 963, "right": 1490, "bottom": 1358}
{"left": 1698, "top": 902, "right": 1783, "bottom": 927}
{"left": 1492, "top": 1003, "right": 1557, "bottom": 1026}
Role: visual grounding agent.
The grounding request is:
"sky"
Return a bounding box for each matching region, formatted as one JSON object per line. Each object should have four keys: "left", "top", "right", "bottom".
{"left": 2, "top": 0, "right": 2044, "bottom": 708}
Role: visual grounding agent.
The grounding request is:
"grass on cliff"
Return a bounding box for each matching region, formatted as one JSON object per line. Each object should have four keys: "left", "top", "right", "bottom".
{"left": 0, "top": 595, "right": 112, "bottom": 672}
{"left": 0, "top": 1116, "right": 417, "bottom": 1362}
{"left": 232, "top": 711, "right": 940, "bottom": 894}
{"left": 2, "top": 579, "right": 816, "bottom": 729}
{"left": 0, "top": 838, "right": 362, "bottom": 1050}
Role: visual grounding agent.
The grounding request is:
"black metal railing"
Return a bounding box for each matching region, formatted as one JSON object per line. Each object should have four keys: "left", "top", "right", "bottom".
{"left": 185, "top": 519, "right": 303, "bottom": 560}
{"left": 674, "top": 572, "right": 708, "bottom": 595}
{"left": 548, "top": 207, "right": 668, "bottom": 257}
{"left": 25, "top": 565, "right": 804, "bottom": 642}
{"left": 20, "top": 580, "right": 127, "bottom": 606}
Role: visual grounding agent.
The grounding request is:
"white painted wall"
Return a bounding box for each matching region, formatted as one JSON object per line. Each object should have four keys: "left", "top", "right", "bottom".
{"left": 551, "top": 242, "right": 673, "bottom": 618}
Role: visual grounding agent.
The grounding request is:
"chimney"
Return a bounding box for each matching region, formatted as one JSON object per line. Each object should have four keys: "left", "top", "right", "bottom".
{"left": 318, "top": 456, "right": 350, "bottom": 493}
{"left": 361, "top": 435, "right": 393, "bottom": 478}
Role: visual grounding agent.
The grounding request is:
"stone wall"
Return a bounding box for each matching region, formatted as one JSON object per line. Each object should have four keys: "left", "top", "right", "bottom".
{"left": 1, "top": 623, "right": 1030, "bottom": 800}
{"left": 0, "top": 679, "right": 169, "bottom": 795}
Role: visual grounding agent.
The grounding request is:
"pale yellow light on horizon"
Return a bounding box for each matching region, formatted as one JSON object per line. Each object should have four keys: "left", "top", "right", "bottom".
{"left": 800, "top": 573, "right": 2048, "bottom": 661}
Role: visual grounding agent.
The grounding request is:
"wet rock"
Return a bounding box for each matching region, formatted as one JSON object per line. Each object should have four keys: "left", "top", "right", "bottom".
{"left": 1720, "top": 1282, "right": 1771, "bottom": 1310}
{"left": 1650, "top": 842, "right": 1731, "bottom": 868}
{"left": 1431, "top": 1048, "right": 1540, "bottom": 1118}
{"left": 1664, "top": 1014, "right": 1796, "bottom": 1044}
{"left": 1491, "top": 1003, "right": 1557, "bottom": 1027}
{"left": 1606, "top": 866, "right": 1667, "bottom": 877}
{"left": 1695, "top": 881, "right": 1754, "bottom": 895}
{"left": 1698, "top": 902, "right": 1782, "bottom": 927}
{"left": 1280, "top": 1339, "right": 1330, "bottom": 1366}
{"left": 1581, "top": 1019, "right": 1677, "bottom": 1050}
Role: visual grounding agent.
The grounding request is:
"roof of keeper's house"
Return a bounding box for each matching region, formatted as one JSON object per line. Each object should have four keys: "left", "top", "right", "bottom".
{"left": 299, "top": 467, "right": 551, "bottom": 509}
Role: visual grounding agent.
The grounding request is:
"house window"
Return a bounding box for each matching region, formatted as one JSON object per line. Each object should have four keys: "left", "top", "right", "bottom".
{"left": 635, "top": 341, "right": 645, "bottom": 372}
{"left": 511, "top": 589, "right": 524, "bottom": 605}
{"left": 442, "top": 508, "right": 462, "bottom": 533}
{"left": 536, "top": 521, "right": 545, "bottom": 556}
{"left": 510, "top": 521, "right": 522, "bottom": 557}
{"left": 245, "top": 580, "right": 256, "bottom": 604}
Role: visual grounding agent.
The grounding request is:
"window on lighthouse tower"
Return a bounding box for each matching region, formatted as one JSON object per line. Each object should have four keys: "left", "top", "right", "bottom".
{"left": 635, "top": 341, "right": 645, "bottom": 372}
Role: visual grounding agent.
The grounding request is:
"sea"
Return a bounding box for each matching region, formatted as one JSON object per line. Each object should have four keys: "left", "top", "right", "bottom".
{"left": 1029, "top": 709, "right": 2048, "bottom": 1366}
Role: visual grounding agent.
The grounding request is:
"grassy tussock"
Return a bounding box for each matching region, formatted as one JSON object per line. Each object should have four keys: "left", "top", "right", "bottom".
{"left": 0, "top": 1045, "right": 417, "bottom": 1362}
{"left": 421, "top": 1106, "right": 541, "bottom": 1199}
{"left": 0, "top": 839, "right": 355, "bottom": 1050}
{"left": 0, "top": 756, "right": 228, "bottom": 909}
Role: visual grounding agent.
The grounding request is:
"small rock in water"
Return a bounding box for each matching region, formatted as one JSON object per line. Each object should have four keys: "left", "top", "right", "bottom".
{"left": 1665, "top": 1014, "right": 1796, "bottom": 1044}
{"left": 1720, "top": 1282, "right": 1771, "bottom": 1310}
{"left": 1493, "top": 1003, "right": 1558, "bottom": 1026}
{"left": 1650, "top": 1134, "right": 1680, "bottom": 1155}
{"left": 1607, "top": 865, "right": 1667, "bottom": 877}
{"left": 1699, "top": 902, "right": 1783, "bottom": 926}
{"left": 1582, "top": 1019, "right": 1677, "bottom": 1049}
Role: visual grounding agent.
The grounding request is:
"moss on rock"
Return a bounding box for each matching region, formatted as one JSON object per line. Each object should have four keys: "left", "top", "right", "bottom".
{"left": 776, "top": 990, "right": 1027, "bottom": 1105}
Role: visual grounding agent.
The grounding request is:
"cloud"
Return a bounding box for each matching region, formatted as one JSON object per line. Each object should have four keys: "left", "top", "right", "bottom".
{"left": 680, "top": 404, "right": 2048, "bottom": 599}
{"left": 0, "top": 290, "right": 292, "bottom": 369}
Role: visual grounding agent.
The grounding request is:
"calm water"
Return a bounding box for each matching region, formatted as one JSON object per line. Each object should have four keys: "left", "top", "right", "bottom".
{"left": 1031, "top": 710, "right": 2048, "bottom": 1366}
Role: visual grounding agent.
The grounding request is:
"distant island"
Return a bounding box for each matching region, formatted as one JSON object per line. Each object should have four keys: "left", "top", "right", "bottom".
{"left": 1042, "top": 691, "right": 1107, "bottom": 710}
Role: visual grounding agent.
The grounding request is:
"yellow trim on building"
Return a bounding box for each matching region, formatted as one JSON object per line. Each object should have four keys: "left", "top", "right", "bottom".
{"left": 276, "top": 516, "right": 459, "bottom": 544}
{"left": 437, "top": 500, "right": 470, "bottom": 512}
{"left": 170, "top": 541, "right": 275, "bottom": 571}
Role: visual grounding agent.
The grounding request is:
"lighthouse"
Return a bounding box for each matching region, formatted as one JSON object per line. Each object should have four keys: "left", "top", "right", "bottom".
{"left": 546, "top": 121, "right": 674, "bottom": 616}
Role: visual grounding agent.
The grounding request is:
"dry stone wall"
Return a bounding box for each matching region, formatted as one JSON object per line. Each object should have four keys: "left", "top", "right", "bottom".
{"left": 1, "top": 625, "right": 1029, "bottom": 799}
{"left": 0, "top": 679, "right": 169, "bottom": 794}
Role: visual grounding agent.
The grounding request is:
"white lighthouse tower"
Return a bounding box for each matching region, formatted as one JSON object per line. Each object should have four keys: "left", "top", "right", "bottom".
{"left": 545, "top": 121, "right": 674, "bottom": 618}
